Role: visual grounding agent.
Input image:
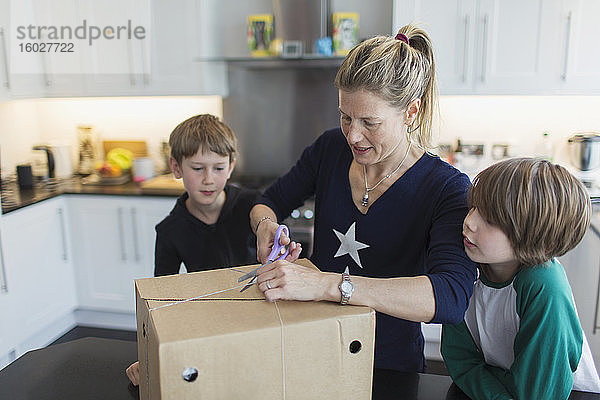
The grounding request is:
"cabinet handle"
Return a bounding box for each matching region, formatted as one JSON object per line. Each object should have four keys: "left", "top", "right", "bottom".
{"left": 131, "top": 208, "right": 140, "bottom": 262}
{"left": 58, "top": 208, "right": 68, "bottom": 261}
{"left": 562, "top": 11, "right": 572, "bottom": 81}
{"left": 0, "top": 231, "right": 7, "bottom": 294}
{"left": 462, "top": 15, "right": 470, "bottom": 83}
{"left": 0, "top": 27, "right": 10, "bottom": 89}
{"left": 127, "top": 40, "right": 136, "bottom": 86}
{"left": 480, "top": 14, "right": 489, "bottom": 83}
{"left": 117, "top": 207, "right": 127, "bottom": 261}
{"left": 141, "top": 41, "right": 149, "bottom": 86}
{"left": 594, "top": 261, "right": 600, "bottom": 334}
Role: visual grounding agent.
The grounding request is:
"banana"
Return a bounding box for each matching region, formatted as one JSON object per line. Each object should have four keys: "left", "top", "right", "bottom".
{"left": 106, "top": 148, "right": 134, "bottom": 170}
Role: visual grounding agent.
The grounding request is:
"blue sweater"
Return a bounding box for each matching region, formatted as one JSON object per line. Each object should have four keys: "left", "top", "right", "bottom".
{"left": 260, "top": 128, "right": 477, "bottom": 372}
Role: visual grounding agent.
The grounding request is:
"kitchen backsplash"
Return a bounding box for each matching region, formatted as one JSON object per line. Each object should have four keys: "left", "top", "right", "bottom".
{"left": 1, "top": 95, "right": 600, "bottom": 181}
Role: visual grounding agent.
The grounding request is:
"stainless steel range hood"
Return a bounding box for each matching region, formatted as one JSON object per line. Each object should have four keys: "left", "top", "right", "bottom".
{"left": 271, "top": 0, "right": 328, "bottom": 52}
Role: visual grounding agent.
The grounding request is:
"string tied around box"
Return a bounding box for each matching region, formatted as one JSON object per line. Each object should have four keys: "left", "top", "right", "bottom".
{"left": 142, "top": 278, "right": 287, "bottom": 400}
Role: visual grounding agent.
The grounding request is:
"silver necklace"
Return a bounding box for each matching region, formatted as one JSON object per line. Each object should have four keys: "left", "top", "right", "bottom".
{"left": 362, "top": 143, "right": 411, "bottom": 207}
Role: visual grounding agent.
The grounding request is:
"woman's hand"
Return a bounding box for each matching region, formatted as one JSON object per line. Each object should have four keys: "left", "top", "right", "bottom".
{"left": 256, "top": 220, "right": 302, "bottom": 264}
{"left": 126, "top": 361, "right": 140, "bottom": 386}
{"left": 255, "top": 259, "right": 339, "bottom": 302}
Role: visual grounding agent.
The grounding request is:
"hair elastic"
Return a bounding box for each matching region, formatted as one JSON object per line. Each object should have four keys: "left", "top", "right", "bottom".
{"left": 395, "top": 32, "right": 409, "bottom": 45}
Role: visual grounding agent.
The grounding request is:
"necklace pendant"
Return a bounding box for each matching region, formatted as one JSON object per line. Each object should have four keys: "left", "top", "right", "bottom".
{"left": 361, "top": 192, "right": 369, "bottom": 207}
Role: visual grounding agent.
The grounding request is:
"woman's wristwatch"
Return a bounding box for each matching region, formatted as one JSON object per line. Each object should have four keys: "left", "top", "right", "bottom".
{"left": 339, "top": 266, "right": 354, "bottom": 305}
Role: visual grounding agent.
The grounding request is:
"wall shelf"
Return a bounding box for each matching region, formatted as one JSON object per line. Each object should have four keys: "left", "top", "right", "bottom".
{"left": 195, "top": 55, "right": 345, "bottom": 69}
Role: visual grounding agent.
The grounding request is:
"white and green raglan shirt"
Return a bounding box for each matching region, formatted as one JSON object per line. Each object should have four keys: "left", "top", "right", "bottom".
{"left": 441, "top": 259, "right": 600, "bottom": 399}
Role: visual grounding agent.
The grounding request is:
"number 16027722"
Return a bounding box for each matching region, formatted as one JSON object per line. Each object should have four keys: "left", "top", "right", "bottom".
{"left": 19, "top": 42, "right": 74, "bottom": 52}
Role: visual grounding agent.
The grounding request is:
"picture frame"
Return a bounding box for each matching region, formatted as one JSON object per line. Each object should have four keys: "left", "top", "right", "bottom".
{"left": 247, "top": 14, "right": 274, "bottom": 57}
{"left": 332, "top": 12, "right": 359, "bottom": 56}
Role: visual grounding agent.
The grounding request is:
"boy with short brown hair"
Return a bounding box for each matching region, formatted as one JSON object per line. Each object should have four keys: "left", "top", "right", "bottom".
{"left": 154, "top": 113, "right": 259, "bottom": 276}
{"left": 442, "top": 157, "right": 600, "bottom": 399}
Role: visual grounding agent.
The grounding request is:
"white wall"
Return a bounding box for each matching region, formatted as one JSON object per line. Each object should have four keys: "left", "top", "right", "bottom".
{"left": 435, "top": 96, "right": 600, "bottom": 162}
{"left": 1, "top": 94, "right": 600, "bottom": 180}
{"left": 0, "top": 96, "right": 222, "bottom": 177}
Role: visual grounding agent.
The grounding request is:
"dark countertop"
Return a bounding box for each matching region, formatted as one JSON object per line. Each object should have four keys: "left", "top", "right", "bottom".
{"left": 0, "top": 337, "right": 464, "bottom": 400}
{"left": 0, "top": 176, "right": 185, "bottom": 214}
{"left": 0, "top": 337, "right": 597, "bottom": 400}
{"left": 0, "top": 174, "right": 278, "bottom": 214}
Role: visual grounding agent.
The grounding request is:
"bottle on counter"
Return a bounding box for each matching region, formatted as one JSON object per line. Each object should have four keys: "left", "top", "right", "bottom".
{"left": 538, "top": 131, "right": 554, "bottom": 162}
{"left": 77, "top": 125, "right": 97, "bottom": 175}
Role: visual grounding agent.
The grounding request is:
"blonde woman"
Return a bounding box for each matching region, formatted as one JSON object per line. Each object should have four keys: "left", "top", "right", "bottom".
{"left": 249, "top": 24, "right": 477, "bottom": 373}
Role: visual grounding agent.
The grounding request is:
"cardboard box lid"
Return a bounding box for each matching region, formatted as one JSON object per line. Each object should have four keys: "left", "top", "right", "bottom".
{"left": 136, "top": 259, "right": 373, "bottom": 343}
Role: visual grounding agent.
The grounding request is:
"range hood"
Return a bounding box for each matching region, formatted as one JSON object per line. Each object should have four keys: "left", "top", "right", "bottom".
{"left": 271, "top": 0, "right": 328, "bottom": 53}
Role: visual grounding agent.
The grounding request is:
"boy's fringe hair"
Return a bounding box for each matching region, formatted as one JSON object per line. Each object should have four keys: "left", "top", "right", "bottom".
{"left": 169, "top": 114, "right": 237, "bottom": 164}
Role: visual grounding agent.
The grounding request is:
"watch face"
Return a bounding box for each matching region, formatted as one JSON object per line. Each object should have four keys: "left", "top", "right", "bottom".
{"left": 340, "top": 281, "right": 353, "bottom": 293}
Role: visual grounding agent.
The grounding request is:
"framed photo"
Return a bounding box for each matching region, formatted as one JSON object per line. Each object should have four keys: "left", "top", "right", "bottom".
{"left": 332, "top": 12, "right": 359, "bottom": 56}
{"left": 247, "top": 14, "right": 273, "bottom": 57}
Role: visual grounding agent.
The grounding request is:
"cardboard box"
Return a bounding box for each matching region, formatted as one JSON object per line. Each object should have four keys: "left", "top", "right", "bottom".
{"left": 136, "top": 259, "right": 375, "bottom": 400}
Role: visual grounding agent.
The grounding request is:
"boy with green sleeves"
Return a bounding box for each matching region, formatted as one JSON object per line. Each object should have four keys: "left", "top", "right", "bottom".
{"left": 442, "top": 158, "right": 600, "bottom": 399}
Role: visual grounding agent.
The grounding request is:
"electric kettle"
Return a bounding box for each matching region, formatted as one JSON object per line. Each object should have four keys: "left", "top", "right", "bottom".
{"left": 32, "top": 144, "right": 74, "bottom": 179}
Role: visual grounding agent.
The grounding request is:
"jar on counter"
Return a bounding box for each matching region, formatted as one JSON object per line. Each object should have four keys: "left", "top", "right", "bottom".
{"left": 77, "top": 125, "right": 97, "bottom": 175}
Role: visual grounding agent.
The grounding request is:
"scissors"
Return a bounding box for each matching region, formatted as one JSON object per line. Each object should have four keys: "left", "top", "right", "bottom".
{"left": 238, "top": 224, "right": 290, "bottom": 292}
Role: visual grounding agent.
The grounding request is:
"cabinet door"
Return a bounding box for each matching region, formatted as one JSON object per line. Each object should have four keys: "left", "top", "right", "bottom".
{"left": 30, "top": 0, "right": 86, "bottom": 97}
{"left": 79, "top": 0, "right": 150, "bottom": 96}
{"left": 393, "top": 0, "right": 477, "bottom": 94}
{"left": 142, "top": 0, "right": 203, "bottom": 95}
{"left": 129, "top": 198, "right": 174, "bottom": 279}
{"left": 68, "top": 196, "right": 135, "bottom": 312}
{"left": 0, "top": 198, "right": 76, "bottom": 358}
{"left": 121, "top": 197, "right": 173, "bottom": 310}
{"left": 68, "top": 195, "right": 175, "bottom": 313}
{"left": 476, "top": 0, "right": 557, "bottom": 94}
{"left": 558, "top": 0, "right": 600, "bottom": 94}
{"left": 4, "top": 0, "right": 48, "bottom": 98}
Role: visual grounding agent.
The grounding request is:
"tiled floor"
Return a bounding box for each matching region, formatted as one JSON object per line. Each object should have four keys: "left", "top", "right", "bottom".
{"left": 50, "top": 326, "right": 449, "bottom": 375}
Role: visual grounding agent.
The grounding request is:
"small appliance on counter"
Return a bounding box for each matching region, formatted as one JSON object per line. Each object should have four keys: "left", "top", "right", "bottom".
{"left": 32, "top": 144, "right": 73, "bottom": 180}
{"left": 567, "top": 132, "right": 600, "bottom": 193}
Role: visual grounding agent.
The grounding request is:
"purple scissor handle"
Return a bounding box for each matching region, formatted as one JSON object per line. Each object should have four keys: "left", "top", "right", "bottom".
{"left": 238, "top": 224, "right": 290, "bottom": 291}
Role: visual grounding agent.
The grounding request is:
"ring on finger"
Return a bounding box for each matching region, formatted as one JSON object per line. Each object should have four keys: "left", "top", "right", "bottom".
{"left": 266, "top": 280, "right": 272, "bottom": 290}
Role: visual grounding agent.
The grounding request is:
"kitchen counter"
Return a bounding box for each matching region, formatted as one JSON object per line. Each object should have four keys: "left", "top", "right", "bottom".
{"left": 0, "top": 337, "right": 597, "bottom": 400}
{"left": 0, "top": 174, "right": 278, "bottom": 214}
{"left": 0, "top": 176, "right": 185, "bottom": 214}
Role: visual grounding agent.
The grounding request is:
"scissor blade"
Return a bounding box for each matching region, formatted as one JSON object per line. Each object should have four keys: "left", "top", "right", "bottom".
{"left": 237, "top": 260, "right": 273, "bottom": 282}
{"left": 238, "top": 268, "right": 258, "bottom": 282}
{"left": 240, "top": 277, "right": 257, "bottom": 292}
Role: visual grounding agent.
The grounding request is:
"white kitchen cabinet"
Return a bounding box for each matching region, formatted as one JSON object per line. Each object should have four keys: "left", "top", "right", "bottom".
{"left": 558, "top": 222, "right": 600, "bottom": 371}
{"left": 67, "top": 195, "right": 174, "bottom": 313}
{"left": 0, "top": 197, "right": 77, "bottom": 368}
{"left": 1, "top": 0, "right": 226, "bottom": 99}
{"left": 555, "top": 0, "right": 600, "bottom": 94}
{"left": 80, "top": 0, "right": 226, "bottom": 97}
{"left": 392, "top": 0, "right": 567, "bottom": 94}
